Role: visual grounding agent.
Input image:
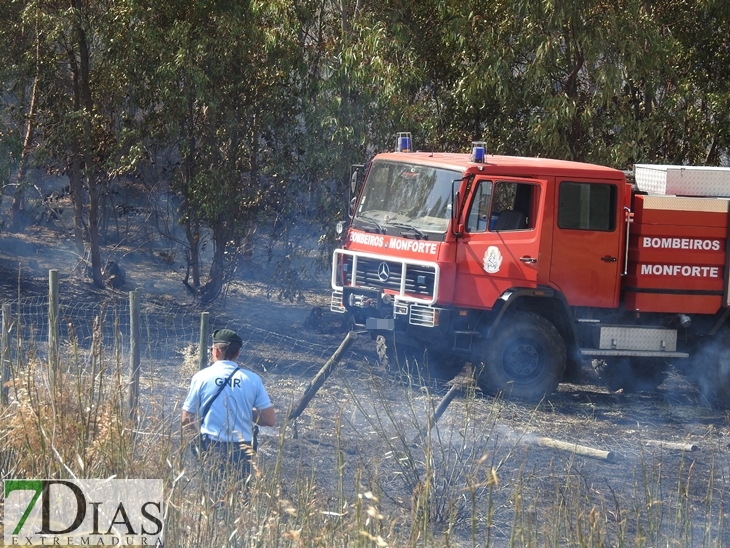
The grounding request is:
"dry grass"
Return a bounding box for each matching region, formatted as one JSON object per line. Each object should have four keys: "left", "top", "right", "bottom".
{"left": 1, "top": 336, "right": 728, "bottom": 547}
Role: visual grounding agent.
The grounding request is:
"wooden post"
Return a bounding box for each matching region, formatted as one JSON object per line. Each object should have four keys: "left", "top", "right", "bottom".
{"left": 198, "top": 312, "right": 209, "bottom": 370}
{"left": 644, "top": 440, "right": 697, "bottom": 452}
{"left": 1, "top": 302, "right": 10, "bottom": 406}
{"left": 48, "top": 269, "right": 59, "bottom": 379}
{"left": 288, "top": 331, "right": 357, "bottom": 421}
{"left": 428, "top": 384, "right": 461, "bottom": 427}
{"left": 128, "top": 290, "right": 141, "bottom": 423}
{"left": 414, "top": 365, "right": 474, "bottom": 442}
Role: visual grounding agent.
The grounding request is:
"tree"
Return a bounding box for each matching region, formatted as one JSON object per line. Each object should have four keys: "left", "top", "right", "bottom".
{"left": 324, "top": 0, "right": 730, "bottom": 168}
{"left": 1, "top": 0, "right": 126, "bottom": 287}
{"left": 0, "top": 0, "right": 41, "bottom": 233}
{"left": 117, "top": 0, "right": 312, "bottom": 302}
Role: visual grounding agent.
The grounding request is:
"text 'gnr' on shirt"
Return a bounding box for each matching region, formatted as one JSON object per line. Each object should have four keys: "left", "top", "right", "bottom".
{"left": 182, "top": 360, "right": 272, "bottom": 443}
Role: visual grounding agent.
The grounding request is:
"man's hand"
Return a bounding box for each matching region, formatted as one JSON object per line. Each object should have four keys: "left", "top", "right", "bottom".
{"left": 181, "top": 410, "right": 199, "bottom": 436}
{"left": 253, "top": 406, "right": 276, "bottom": 427}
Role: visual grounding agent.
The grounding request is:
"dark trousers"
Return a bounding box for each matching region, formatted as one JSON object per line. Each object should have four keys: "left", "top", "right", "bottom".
{"left": 194, "top": 435, "right": 255, "bottom": 501}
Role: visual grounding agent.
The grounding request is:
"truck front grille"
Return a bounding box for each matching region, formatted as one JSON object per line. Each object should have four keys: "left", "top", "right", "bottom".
{"left": 355, "top": 257, "right": 434, "bottom": 296}
{"left": 332, "top": 250, "right": 439, "bottom": 305}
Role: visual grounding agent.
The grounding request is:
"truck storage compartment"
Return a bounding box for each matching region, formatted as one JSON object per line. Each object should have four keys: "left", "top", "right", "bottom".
{"left": 635, "top": 165, "right": 730, "bottom": 197}
{"left": 625, "top": 195, "right": 730, "bottom": 313}
{"left": 593, "top": 325, "right": 677, "bottom": 351}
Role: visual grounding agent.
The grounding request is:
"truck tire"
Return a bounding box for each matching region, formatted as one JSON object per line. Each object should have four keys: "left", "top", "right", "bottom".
{"left": 475, "top": 311, "right": 566, "bottom": 401}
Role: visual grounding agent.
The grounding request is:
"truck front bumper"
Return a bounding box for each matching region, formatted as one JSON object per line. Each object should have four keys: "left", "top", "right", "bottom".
{"left": 331, "top": 287, "right": 445, "bottom": 330}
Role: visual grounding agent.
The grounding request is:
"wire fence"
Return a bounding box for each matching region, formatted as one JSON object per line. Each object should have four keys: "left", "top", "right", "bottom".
{"left": 0, "top": 292, "right": 368, "bottom": 382}
{"left": 4, "top": 295, "right": 205, "bottom": 360}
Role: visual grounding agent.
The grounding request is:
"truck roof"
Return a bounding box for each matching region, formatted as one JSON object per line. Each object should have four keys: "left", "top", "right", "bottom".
{"left": 374, "top": 152, "right": 625, "bottom": 181}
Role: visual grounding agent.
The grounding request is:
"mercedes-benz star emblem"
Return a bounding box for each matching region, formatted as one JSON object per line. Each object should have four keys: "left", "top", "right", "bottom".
{"left": 377, "top": 262, "right": 390, "bottom": 282}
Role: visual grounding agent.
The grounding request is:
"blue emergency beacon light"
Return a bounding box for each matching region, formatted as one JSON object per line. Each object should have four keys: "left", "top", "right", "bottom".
{"left": 396, "top": 132, "right": 412, "bottom": 153}
{"left": 471, "top": 141, "right": 487, "bottom": 163}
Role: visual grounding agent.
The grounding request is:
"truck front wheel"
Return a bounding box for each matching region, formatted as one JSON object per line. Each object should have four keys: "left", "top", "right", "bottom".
{"left": 475, "top": 312, "right": 566, "bottom": 401}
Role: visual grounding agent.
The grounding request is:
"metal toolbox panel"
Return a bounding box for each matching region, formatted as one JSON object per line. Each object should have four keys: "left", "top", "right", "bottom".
{"left": 594, "top": 325, "right": 677, "bottom": 352}
{"left": 635, "top": 165, "right": 730, "bottom": 197}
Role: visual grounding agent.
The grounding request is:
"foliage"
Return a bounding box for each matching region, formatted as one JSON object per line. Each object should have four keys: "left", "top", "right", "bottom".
{"left": 2, "top": 0, "right": 730, "bottom": 298}
{"left": 0, "top": 122, "right": 21, "bottom": 206}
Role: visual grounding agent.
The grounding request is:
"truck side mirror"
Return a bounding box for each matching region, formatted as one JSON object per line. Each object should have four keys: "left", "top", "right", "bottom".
{"left": 348, "top": 164, "right": 365, "bottom": 219}
{"left": 350, "top": 170, "right": 358, "bottom": 194}
{"left": 451, "top": 190, "right": 463, "bottom": 236}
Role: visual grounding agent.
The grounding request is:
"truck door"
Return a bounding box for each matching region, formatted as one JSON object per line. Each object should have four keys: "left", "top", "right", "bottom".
{"left": 549, "top": 180, "right": 622, "bottom": 308}
{"left": 454, "top": 177, "right": 546, "bottom": 308}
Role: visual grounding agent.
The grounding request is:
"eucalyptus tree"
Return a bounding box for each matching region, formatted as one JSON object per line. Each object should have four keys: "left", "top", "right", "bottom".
{"left": 0, "top": 0, "right": 41, "bottom": 233}
{"left": 296, "top": 0, "right": 441, "bottom": 256}
{"left": 0, "top": 0, "right": 127, "bottom": 286}
{"left": 118, "top": 0, "right": 311, "bottom": 302}
{"left": 329, "top": 0, "right": 730, "bottom": 168}
{"left": 292, "top": 0, "right": 369, "bottom": 249}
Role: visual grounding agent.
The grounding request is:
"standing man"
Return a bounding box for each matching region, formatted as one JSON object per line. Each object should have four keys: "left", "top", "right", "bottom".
{"left": 182, "top": 328, "right": 275, "bottom": 489}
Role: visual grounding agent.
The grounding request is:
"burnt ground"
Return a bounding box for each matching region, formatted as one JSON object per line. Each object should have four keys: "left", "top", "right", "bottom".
{"left": 1, "top": 221, "right": 730, "bottom": 545}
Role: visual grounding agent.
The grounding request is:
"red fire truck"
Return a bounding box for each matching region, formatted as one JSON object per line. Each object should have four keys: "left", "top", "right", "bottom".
{"left": 330, "top": 133, "right": 730, "bottom": 407}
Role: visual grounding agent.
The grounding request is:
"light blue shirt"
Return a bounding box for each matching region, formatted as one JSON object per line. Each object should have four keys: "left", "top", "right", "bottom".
{"left": 182, "top": 360, "right": 272, "bottom": 443}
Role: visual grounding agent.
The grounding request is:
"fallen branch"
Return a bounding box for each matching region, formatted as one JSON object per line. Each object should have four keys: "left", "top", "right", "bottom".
{"left": 529, "top": 435, "right": 615, "bottom": 462}
{"left": 644, "top": 439, "right": 697, "bottom": 452}
{"left": 288, "top": 330, "right": 357, "bottom": 422}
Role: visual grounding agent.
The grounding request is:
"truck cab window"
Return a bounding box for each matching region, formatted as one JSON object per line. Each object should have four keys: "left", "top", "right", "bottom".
{"left": 489, "top": 182, "right": 533, "bottom": 231}
{"left": 558, "top": 182, "right": 616, "bottom": 231}
{"left": 466, "top": 181, "right": 493, "bottom": 232}
{"left": 355, "top": 160, "right": 461, "bottom": 237}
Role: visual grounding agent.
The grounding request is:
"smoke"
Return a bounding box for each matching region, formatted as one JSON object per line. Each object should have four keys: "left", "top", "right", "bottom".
{"left": 679, "top": 329, "right": 730, "bottom": 409}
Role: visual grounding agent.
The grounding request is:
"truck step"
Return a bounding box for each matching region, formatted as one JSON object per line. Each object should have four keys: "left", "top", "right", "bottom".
{"left": 453, "top": 331, "right": 479, "bottom": 352}
{"left": 580, "top": 348, "right": 688, "bottom": 359}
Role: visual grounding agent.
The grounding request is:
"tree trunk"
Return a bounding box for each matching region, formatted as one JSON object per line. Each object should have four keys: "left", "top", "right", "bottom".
{"left": 182, "top": 92, "right": 201, "bottom": 288}
{"left": 8, "top": 36, "right": 40, "bottom": 233}
{"left": 70, "top": 142, "right": 85, "bottom": 256}
{"left": 183, "top": 213, "right": 200, "bottom": 287}
{"left": 68, "top": 48, "right": 85, "bottom": 256}
{"left": 201, "top": 223, "right": 227, "bottom": 303}
{"left": 73, "top": 0, "right": 103, "bottom": 287}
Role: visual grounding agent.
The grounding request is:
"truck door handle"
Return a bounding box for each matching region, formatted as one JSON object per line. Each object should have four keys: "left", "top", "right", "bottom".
{"left": 520, "top": 256, "right": 537, "bottom": 264}
{"left": 601, "top": 256, "right": 617, "bottom": 262}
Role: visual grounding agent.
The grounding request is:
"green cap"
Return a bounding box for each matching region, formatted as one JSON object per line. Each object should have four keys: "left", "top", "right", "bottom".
{"left": 212, "top": 328, "right": 242, "bottom": 346}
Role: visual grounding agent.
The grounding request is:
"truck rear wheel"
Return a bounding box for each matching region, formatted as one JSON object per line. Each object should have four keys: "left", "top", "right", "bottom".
{"left": 475, "top": 312, "right": 566, "bottom": 401}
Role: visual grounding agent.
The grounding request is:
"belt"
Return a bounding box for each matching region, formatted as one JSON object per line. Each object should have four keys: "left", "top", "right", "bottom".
{"left": 202, "top": 434, "right": 252, "bottom": 446}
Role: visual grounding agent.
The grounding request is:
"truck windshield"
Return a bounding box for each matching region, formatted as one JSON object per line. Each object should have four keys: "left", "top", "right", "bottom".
{"left": 355, "top": 160, "right": 461, "bottom": 236}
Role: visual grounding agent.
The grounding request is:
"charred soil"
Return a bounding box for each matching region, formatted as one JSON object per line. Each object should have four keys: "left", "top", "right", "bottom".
{"left": 1, "top": 222, "right": 729, "bottom": 545}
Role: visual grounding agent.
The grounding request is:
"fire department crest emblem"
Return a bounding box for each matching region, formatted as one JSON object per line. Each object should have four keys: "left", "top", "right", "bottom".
{"left": 483, "top": 246, "right": 503, "bottom": 274}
